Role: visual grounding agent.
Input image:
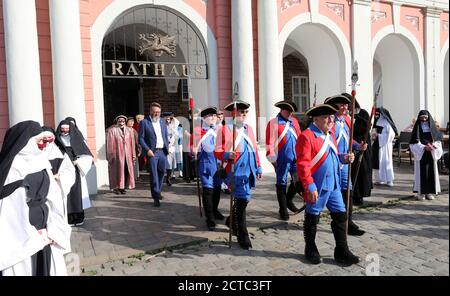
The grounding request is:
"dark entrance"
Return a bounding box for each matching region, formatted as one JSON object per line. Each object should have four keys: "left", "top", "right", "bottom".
{"left": 102, "top": 5, "right": 209, "bottom": 127}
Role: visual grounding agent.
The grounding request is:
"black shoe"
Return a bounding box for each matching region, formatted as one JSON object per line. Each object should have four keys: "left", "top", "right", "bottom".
{"left": 348, "top": 227, "right": 366, "bottom": 236}
{"left": 223, "top": 189, "right": 231, "bottom": 194}
{"left": 353, "top": 198, "right": 363, "bottom": 206}
{"left": 113, "top": 189, "right": 120, "bottom": 195}
{"left": 119, "top": 189, "right": 126, "bottom": 194}
{"left": 153, "top": 199, "right": 160, "bottom": 207}
{"left": 348, "top": 220, "right": 365, "bottom": 236}
{"left": 214, "top": 211, "right": 225, "bottom": 220}
{"left": 334, "top": 247, "right": 360, "bottom": 266}
{"left": 206, "top": 220, "right": 216, "bottom": 231}
{"left": 238, "top": 235, "right": 252, "bottom": 250}
{"left": 279, "top": 210, "right": 289, "bottom": 221}
{"left": 305, "top": 246, "right": 322, "bottom": 265}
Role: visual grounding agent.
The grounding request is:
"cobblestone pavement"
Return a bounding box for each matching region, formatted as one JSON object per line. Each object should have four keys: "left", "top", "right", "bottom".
{"left": 79, "top": 195, "right": 449, "bottom": 276}
{"left": 71, "top": 165, "right": 449, "bottom": 276}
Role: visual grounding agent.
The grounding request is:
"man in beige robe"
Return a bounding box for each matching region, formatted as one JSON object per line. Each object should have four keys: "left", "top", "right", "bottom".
{"left": 106, "top": 115, "right": 136, "bottom": 194}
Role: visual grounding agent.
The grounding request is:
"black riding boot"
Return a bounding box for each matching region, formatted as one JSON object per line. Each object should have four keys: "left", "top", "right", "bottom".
{"left": 341, "top": 190, "right": 365, "bottom": 236}
{"left": 330, "top": 212, "right": 360, "bottom": 266}
{"left": 212, "top": 186, "right": 224, "bottom": 220}
{"left": 286, "top": 181, "right": 300, "bottom": 213}
{"left": 225, "top": 201, "right": 237, "bottom": 236}
{"left": 202, "top": 188, "right": 216, "bottom": 231}
{"left": 276, "top": 185, "right": 289, "bottom": 220}
{"left": 304, "top": 213, "right": 322, "bottom": 264}
{"left": 166, "top": 170, "right": 172, "bottom": 186}
{"left": 236, "top": 199, "right": 252, "bottom": 250}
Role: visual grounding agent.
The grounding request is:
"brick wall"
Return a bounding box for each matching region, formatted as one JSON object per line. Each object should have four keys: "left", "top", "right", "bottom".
{"left": 142, "top": 79, "right": 189, "bottom": 118}
{"left": 283, "top": 54, "right": 308, "bottom": 100}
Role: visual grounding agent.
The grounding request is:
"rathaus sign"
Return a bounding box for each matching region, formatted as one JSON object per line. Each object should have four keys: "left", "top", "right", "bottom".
{"left": 102, "top": 5, "right": 208, "bottom": 79}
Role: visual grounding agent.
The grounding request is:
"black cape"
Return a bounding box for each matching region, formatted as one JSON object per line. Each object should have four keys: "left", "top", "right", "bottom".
{"left": 351, "top": 109, "right": 373, "bottom": 199}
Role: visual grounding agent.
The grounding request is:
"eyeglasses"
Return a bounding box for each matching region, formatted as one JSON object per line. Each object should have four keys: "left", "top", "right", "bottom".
{"left": 240, "top": 110, "right": 249, "bottom": 114}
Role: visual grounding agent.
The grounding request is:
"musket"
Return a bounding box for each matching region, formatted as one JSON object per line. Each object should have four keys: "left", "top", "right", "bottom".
{"left": 351, "top": 84, "right": 381, "bottom": 187}
{"left": 228, "top": 82, "right": 239, "bottom": 248}
{"left": 188, "top": 75, "right": 202, "bottom": 217}
{"left": 345, "top": 61, "right": 358, "bottom": 235}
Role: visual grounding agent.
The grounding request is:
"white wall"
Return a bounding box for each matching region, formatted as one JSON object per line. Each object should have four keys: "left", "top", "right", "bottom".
{"left": 444, "top": 50, "right": 449, "bottom": 126}
{"left": 284, "top": 23, "right": 347, "bottom": 104}
{"left": 374, "top": 34, "right": 420, "bottom": 132}
{"left": 373, "top": 59, "right": 383, "bottom": 103}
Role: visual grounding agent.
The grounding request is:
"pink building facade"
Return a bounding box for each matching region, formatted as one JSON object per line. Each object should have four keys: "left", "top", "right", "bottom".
{"left": 1, "top": 0, "right": 448, "bottom": 191}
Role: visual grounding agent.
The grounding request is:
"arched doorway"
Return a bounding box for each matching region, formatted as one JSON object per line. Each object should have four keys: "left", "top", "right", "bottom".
{"left": 373, "top": 34, "right": 421, "bottom": 131}
{"left": 102, "top": 5, "right": 209, "bottom": 126}
{"left": 282, "top": 23, "right": 348, "bottom": 113}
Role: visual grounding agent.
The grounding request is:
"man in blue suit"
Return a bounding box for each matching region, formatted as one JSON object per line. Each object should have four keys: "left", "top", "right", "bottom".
{"left": 139, "top": 102, "right": 169, "bottom": 207}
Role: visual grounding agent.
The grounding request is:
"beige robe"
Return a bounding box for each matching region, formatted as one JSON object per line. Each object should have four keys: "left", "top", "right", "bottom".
{"left": 106, "top": 126, "right": 136, "bottom": 189}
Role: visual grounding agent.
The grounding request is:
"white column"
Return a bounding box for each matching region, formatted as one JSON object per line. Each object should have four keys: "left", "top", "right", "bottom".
{"left": 258, "top": 0, "right": 281, "bottom": 141}
{"left": 49, "top": 0, "right": 87, "bottom": 137}
{"left": 231, "top": 0, "right": 257, "bottom": 130}
{"left": 351, "top": 0, "right": 373, "bottom": 112}
{"left": 3, "top": 0, "right": 44, "bottom": 125}
{"left": 424, "top": 7, "right": 443, "bottom": 124}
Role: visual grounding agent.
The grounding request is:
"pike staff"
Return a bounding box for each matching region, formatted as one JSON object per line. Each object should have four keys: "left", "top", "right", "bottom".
{"left": 188, "top": 75, "right": 202, "bottom": 217}
{"left": 228, "top": 82, "right": 239, "bottom": 248}
{"left": 345, "top": 61, "right": 358, "bottom": 235}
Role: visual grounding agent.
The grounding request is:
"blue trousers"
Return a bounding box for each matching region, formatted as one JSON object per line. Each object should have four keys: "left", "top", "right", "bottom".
{"left": 275, "top": 158, "right": 297, "bottom": 186}
{"left": 200, "top": 171, "right": 223, "bottom": 189}
{"left": 305, "top": 187, "right": 346, "bottom": 216}
{"left": 148, "top": 150, "right": 167, "bottom": 199}
{"left": 229, "top": 173, "right": 255, "bottom": 201}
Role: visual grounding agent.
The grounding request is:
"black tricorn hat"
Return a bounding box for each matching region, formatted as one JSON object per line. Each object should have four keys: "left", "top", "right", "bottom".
{"left": 305, "top": 104, "right": 338, "bottom": 117}
{"left": 200, "top": 106, "right": 218, "bottom": 117}
{"left": 324, "top": 94, "right": 351, "bottom": 106}
{"left": 274, "top": 100, "right": 298, "bottom": 112}
{"left": 341, "top": 93, "right": 360, "bottom": 110}
{"left": 224, "top": 100, "right": 250, "bottom": 112}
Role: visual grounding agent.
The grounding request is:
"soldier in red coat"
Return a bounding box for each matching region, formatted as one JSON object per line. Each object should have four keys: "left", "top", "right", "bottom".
{"left": 215, "top": 101, "right": 262, "bottom": 250}
{"left": 266, "top": 100, "right": 302, "bottom": 220}
{"left": 296, "top": 104, "right": 360, "bottom": 266}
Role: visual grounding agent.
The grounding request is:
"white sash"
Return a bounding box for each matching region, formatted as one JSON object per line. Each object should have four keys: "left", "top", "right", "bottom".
{"left": 230, "top": 127, "right": 255, "bottom": 152}
{"left": 273, "top": 121, "right": 298, "bottom": 150}
{"left": 336, "top": 121, "right": 349, "bottom": 145}
{"left": 196, "top": 128, "right": 217, "bottom": 152}
{"left": 311, "top": 133, "right": 337, "bottom": 168}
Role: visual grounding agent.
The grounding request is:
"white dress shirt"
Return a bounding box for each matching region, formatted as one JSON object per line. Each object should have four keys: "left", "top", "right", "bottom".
{"left": 151, "top": 117, "right": 164, "bottom": 149}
